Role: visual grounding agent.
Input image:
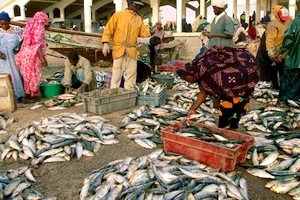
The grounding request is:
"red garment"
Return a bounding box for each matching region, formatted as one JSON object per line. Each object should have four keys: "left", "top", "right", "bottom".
{"left": 15, "top": 12, "right": 48, "bottom": 97}
{"left": 247, "top": 26, "right": 256, "bottom": 40}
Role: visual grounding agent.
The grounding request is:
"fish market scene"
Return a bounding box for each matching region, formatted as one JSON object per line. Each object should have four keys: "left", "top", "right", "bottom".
{"left": 0, "top": 0, "right": 300, "bottom": 199}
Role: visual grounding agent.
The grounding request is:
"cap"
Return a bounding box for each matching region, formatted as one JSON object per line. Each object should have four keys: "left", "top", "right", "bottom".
{"left": 278, "top": 7, "right": 289, "bottom": 21}
{"left": 128, "top": 0, "right": 144, "bottom": 6}
{"left": 156, "top": 22, "right": 162, "bottom": 26}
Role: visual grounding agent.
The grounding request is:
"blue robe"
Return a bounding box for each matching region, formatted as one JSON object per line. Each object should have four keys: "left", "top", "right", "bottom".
{"left": 0, "top": 33, "right": 24, "bottom": 99}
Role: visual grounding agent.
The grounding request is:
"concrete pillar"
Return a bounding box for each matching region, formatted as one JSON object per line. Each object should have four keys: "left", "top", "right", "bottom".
{"left": 245, "top": 0, "right": 250, "bottom": 24}
{"left": 227, "top": 0, "right": 233, "bottom": 19}
{"left": 256, "top": 0, "right": 261, "bottom": 23}
{"left": 289, "top": 0, "right": 297, "bottom": 19}
{"left": 60, "top": 8, "right": 65, "bottom": 19}
{"left": 233, "top": 0, "right": 237, "bottom": 18}
{"left": 199, "top": 0, "right": 205, "bottom": 18}
{"left": 20, "top": 5, "right": 26, "bottom": 19}
{"left": 48, "top": 9, "right": 54, "bottom": 19}
{"left": 150, "top": 0, "right": 160, "bottom": 24}
{"left": 114, "top": 0, "right": 124, "bottom": 12}
{"left": 84, "top": 0, "right": 92, "bottom": 33}
{"left": 176, "top": 0, "right": 182, "bottom": 33}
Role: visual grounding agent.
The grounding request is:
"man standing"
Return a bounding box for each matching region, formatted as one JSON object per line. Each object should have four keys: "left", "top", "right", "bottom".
{"left": 101, "top": 0, "right": 150, "bottom": 89}
{"left": 266, "top": 5, "right": 292, "bottom": 90}
{"left": 202, "top": 0, "right": 235, "bottom": 48}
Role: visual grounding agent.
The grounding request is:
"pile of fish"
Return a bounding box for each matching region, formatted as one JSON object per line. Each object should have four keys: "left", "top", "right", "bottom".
{"left": 45, "top": 71, "right": 64, "bottom": 83}
{"left": 31, "top": 93, "right": 82, "bottom": 110}
{"left": 80, "top": 149, "right": 249, "bottom": 200}
{"left": 238, "top": 105, "right": 300, "bottom": 132}
{"left": 0, "top": 113, "right": 119, "bottom": 166}
{"left": 135, "top": 78, "right": 167, "bottom": 94}
{"left": 121, "top": 101, "right": 217, "bottom": 149}
{"left": 252, "top": 81, "right": 279, "bottom": 104}
{"left": 0, "top": 166, "right": 46, "bottom": 199}
{"left": 0, "top": 113, "right": 17, "bottom": 131}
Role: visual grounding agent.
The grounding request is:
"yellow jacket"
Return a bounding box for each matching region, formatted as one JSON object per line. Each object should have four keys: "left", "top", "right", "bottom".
{"left": 101, "top": 9, "right": 150, "bottom": 59}
{"left": 266, "top": 5, "right": 292, "bottom": 58}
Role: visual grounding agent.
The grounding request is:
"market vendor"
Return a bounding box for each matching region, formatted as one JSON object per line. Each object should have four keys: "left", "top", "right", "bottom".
{"left": 136, "top": 36, "right": 161, "bottom": 83}
{"left": 63, "top": 50, "right": 96, "bottom": 94}
{"left": 176, "top": 46, "right": 259, "bottom": 129}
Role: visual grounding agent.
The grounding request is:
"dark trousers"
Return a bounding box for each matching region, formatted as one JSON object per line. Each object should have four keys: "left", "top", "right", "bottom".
{"left": 271, "top": 61, "right": 283, "bottom": 90}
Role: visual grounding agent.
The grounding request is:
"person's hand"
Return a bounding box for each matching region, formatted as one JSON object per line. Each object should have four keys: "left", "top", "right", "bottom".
{"left": 278, "top": 54, "right": 283, "bottom": 63}
{"left": 41, "top": 58, "right": 48, "bottom": 67}
{"left": 102, "top": 43, "right": 110, "bottom": 57}
{"left": 65, "top": 86, "right": 72, "bottom": 94}
{"left": 75, "top": 83, "right": 88, "bottom": 94}
{"left": 187, "top": 109, "right": 195, "bottom": 119}
{"left": 213, "top": 98, "right": 220, "bottom": 109}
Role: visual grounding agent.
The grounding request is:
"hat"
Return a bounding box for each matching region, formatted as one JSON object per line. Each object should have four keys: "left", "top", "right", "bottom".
{"left": 278, "top": 7, "right": 289, "bottom": 21}
{"left": 0, "top": 11, "right": 10, "bottom": 22}
{"left": 128, "top": 0, "right": 144, "bottom": 6}
{"left": 211, "top": 0, "right": 227, "bottom": 8}
{"left": 156, "top": 22, "right": 162, "bottom": 26}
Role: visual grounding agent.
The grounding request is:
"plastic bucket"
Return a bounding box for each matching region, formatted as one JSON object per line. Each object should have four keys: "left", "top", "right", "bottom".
{"left": 40, "top": 83, "right": 63, "bottom": 99}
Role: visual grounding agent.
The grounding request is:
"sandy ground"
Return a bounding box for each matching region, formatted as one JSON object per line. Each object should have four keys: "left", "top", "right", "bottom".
{"left": 0, "top": 55, "right": 292, "bottom": 200}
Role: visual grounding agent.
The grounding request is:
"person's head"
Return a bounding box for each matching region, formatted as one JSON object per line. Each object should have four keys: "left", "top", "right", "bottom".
{"left": 127, "top": 0, "right": 144, "bottom": 12}
{"left": 272, "top": 5, "right": 290, "bottom": 22}
{"left": 156, "top": 22, "right": 162, "bottom": 30}
{"left": 176, "top": 67, "right": 197, "bottom": 83}
{"left": 0, "top": 11, "right": 11, "bottom": 31}
{"left": 68, "top": 50, "right": 79, "bottom": 65}
{"left": 211, "top": 0, "right": 227, "bottom": 15}
{"left": 241, "top": 22, "right": 248, "bottom": 29}
{"left": 33, "top": 12, "right": 49, "bottom": 26}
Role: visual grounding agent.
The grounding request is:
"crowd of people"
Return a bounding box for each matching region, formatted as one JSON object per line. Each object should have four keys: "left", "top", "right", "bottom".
{"left": 1, "top": 0, "right": 299, "bottom": 129}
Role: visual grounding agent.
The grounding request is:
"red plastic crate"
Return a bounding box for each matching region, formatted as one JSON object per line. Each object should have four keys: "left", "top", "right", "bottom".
{"left": 187, "top": 121, "right": 254, "bottom": 163}
{"left": 157, "top": 65, "right": 177, "bottom": 73}
{"left": 161, "top": 122, "right": 254, "bottom": 171}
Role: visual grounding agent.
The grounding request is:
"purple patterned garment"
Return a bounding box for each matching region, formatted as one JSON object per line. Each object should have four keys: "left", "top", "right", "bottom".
{"left": 183, "top": 46, "right": 259, "bottom": 98}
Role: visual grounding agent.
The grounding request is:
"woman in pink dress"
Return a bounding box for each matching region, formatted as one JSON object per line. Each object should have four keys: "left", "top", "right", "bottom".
{"left": 15, "top": 12, "right": 48, "bottom": 101}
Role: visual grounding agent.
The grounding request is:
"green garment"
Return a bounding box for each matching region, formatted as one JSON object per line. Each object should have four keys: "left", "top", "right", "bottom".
{"left": 279, "top": 14, "right": 300, "bottom": 70}
{"left": 209, "top": 14, "right": 235, "bottom": 48}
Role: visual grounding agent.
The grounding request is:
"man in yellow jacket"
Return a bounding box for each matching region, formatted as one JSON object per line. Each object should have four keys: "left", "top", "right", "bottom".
{"left": 266, "top": 5, "right": 291, "bottom": 90}
{"left": 101, "top": 0, "right": 150, "bottom": 89}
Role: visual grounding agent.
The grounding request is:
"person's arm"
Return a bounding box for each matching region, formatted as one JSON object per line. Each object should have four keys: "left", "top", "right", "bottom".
{"left": 82, "top": 58, "right": 93, "bottom": 86}
{"left": 37, "top": 46, "right": 47, "bottom": 67}
{"left": 278, "top": 19, "right": 295, "bottom": 60}
{"left": 266, "top": 23, "right": 278, "bottom": 61}
{"left": 188, "top": 84, "right": 208, "bottom": 116}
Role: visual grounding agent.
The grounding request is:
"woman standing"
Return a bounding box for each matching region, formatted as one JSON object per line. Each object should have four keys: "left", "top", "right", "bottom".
{"left": 0, "top": 33, "right": 24, "bottom": 101}
{"left": 15, "top": 12, "right": 48, "bottom": 101}
{"left": 176, "top": 46, "right": 259, "bottom": 129}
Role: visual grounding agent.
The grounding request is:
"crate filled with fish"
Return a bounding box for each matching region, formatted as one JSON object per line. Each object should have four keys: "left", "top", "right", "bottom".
{"left": 79, "top": 88, "right": 137, "bottom": 115}
{"left": 161, "top": 121, "right": 254, "bottom": 171}
{"left": 136, "top": 79, "right": 168, "bottom": 107}
{"left": 151, "top": 72, "right": 175, "bottom": 89}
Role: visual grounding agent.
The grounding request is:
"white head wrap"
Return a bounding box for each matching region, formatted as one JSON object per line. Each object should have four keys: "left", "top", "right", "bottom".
{"left": 211, "top": 0, "right": 227, "bottom": 8}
